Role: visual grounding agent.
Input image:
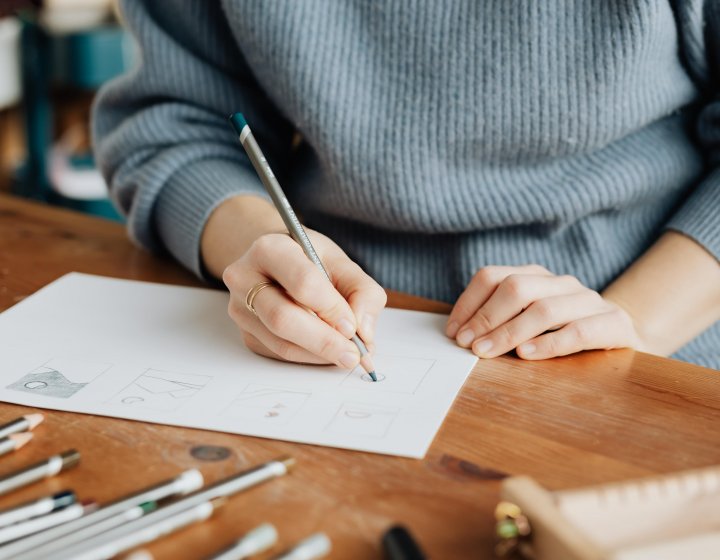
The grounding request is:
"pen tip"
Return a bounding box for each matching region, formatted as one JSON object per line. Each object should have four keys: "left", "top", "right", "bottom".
{"left": 25, "top": 413, "right": 44, "bottom": 430}
{"left": 9, "top": 432, "right": 33, "bottom": 448}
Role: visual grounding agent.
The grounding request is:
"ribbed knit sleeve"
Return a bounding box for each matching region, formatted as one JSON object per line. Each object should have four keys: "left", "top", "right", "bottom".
{"left": 92, "top": 0, "right": 292, "bottom": 277}
{"left": 666, "top": 2, "right": 720, "bottom": 261}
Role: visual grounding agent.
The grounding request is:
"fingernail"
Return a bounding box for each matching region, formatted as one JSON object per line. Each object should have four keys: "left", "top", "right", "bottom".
{"left": 336, "top": 318, "right": 355, "bottom": 339}
{"left": 457, "top": 329, "right": 475, "bottom": 347}
{"left": 474, "top": 339, "right": 493, "bottom": 356}
{"left": 362, "top": 314, "right": 375, "bottom": 338}
{"left": 446, "top": 321, "right": 459, "bottom": 337}
{"left": 339, "top": 351, "right": 359, "bottom": 369}
{"left": 518, "top": 342, "right": 535, "bottom": 356}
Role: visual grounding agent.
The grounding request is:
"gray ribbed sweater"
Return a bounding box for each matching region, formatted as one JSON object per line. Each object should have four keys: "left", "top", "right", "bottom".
{"left": 92, "top": 0, "right": 720, "bottom": 369}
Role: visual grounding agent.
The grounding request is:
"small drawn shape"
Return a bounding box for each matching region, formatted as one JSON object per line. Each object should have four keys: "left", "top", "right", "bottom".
{"left": 342, "top": 354, "right": 435, "bottom": 394}
{"left": 7, "top": 358, "right": 111, "bottom": 399}
{"left": 24, "top": 381, "right": 48, "bottom": 390}
{"left": 110, "top": 369, "right": 211, "bottom": 412}
{"left": 224, "top": 384, "right": 310, "bottom": 425}
{"left": 361, "top": 373, "right": 386, "bottom": 383}
{"left": 326, "top": 402, "right": 399, "bottom": 438}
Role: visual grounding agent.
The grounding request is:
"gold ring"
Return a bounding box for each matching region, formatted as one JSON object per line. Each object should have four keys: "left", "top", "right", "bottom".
{"left": 245, "top": 281, "right": 274, "bottom": 316}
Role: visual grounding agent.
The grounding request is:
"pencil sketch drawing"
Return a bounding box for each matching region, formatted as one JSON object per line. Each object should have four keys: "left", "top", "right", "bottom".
{"left": 325, "top": 402, "right": 399, "bottom": 438}
{"left": 224, "top": 384, "right": 310, "bottom": 425}
{"left": 110, "top": 369, "right": 211, "bottom": 411}
{"left": 342, "top": 354, "right": 435, "bottom": 394}
{"left": 7, "top": 358, "right": 111, "bottom": 398}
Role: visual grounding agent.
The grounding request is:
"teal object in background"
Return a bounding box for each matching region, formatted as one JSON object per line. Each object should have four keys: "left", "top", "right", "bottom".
{"left": 14, "top": 13, "right": 134, "bottom": 223}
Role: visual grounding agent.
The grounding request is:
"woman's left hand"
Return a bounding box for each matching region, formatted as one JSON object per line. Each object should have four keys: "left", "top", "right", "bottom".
{"left": 446, "top": 265, "right": 644, "bottom": 360}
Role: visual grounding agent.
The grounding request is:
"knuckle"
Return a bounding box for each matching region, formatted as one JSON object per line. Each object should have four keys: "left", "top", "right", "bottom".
{"left": 531, "top": 264, "right": 550, "bottom": 274}
{"left": 530, "top": 299, "right": 554, "bottom": 322}
{"left": 221, "top": 264, "right": 239, "bottom": 288}
{"left": 317, "top": 334, "right": 340, "bottom": 360}
{"left": 493, "top": 325, "right": 515, "bottom": 348}
{"left": 273, "top": 338, "right": 294, "bottom": 361}
{"left": 265, "top": 304, "right": 292, "bottom": 333}
{"left": 291, "top": 267, "right": 318, "bottom": 302}
{"left": 570, "top": 321, "right": 591, "bottom": 345}
{"left": 470, "top": 311, "right": 494, "bottom": 333}
{"left": 473, "top": 267, "right": 495, "bottom": 285}
{"left": 502, "top": 274, "right": 526, "bottom": 300}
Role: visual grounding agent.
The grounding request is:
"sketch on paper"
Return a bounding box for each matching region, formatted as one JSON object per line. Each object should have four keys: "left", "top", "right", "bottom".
{"left": 325, "top": 402, "right": 399, "bottom": 438}
{"left": 7, "top": 358, "right": 111, "bottom": 398}
{"left": 110, "top": 369, "right": 211, "bottom": 411}
{"left": 224, "top": 384, "right": 310, "bottom": 425}
{"left": 341, "top": 354, "right": 435, "bottom": 394}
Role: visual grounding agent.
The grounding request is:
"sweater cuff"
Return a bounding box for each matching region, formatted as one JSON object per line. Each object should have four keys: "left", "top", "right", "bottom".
{"left": 665, "top": 168, "right": 720, "bottom": 262}
{"left": 154, "top": 158, "right": 268, "bottom": 279}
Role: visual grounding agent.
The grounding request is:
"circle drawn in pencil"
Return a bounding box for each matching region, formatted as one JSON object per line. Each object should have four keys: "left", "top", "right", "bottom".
{"left": 24, "top": 381, "right": 48, "bottom": 390}
{"left": 361, "top": 373, "right": 386, "bottom": 383}
{"left": 122, "top": 396, "right": 144, "bottom": 405}
{"left": 344, "top": 410, "right": 372, "bottom": 419}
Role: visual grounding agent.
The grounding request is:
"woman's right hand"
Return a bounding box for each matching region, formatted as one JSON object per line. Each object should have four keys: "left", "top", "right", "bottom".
{"left": 202, "top": 195, "right": 386, "bottom": 368}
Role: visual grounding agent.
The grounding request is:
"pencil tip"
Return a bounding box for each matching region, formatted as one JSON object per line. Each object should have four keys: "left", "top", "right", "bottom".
{"left": 369, "top": 371, "right": 378, "bottom": 382}
{"left": 9, "top": 432, "right": 33, "bottom": 448}
{"left": 25, "top": 413, "right": 44, "bottom": 430}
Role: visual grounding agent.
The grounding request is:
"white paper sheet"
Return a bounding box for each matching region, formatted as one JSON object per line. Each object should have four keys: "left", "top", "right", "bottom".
{"left": 0, "top": 273, "right": 477, "bottom": 458}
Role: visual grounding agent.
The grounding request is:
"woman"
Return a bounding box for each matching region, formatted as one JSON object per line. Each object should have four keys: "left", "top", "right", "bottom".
{"left": 94, "top": 1, "right": 720, "bottom": 370}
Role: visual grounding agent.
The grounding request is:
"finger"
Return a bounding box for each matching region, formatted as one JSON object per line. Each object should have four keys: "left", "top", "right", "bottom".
{"left": 326, "top": 255, "right": 387, "bottom": 344}
{"left": 455, "top": 273, "right": 583, "bottom": 348}
{"left": 250, "top": 282, "right": 361, "bottom": 369}
{"left": 241, "top": 331, "right": 329, "bottom": 364}
{"left": 447, "top": 265, "right": 551, "bottom": 337}
{"left": 250, "top": 234, "right": 358, "bottom": 339}
{"left": 516, "top": 309, "right": 638, "bottom": 360}
{"left": 470, "top": 291, "right": 610, "bottom": 358}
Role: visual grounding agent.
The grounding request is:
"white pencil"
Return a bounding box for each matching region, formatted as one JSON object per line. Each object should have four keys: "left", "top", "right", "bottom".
{"left": 0, "top": 489, "right": 75, "bottom": 528}
{"left": 0, "top": 413, "right": 43, "bottom": 439}
{"left": 0, "top": 502, "right": 94, "bottom": 544}
{"left": 0, "top": 432, "right": 33, "bottom": 458}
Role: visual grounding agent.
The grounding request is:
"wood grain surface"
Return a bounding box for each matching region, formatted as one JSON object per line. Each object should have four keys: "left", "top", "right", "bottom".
{"left": 0, "top": 194, "right": 718, "bottom": 559}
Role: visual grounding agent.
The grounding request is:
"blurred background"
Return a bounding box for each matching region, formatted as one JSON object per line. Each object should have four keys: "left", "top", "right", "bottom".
{"left": 0, "top": 0, "right": 133, "bottom": 221}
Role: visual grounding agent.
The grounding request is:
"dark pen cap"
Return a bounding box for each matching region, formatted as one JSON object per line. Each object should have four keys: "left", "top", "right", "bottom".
{"left": 383, "top": 525, "right": 428, "bottom": 560}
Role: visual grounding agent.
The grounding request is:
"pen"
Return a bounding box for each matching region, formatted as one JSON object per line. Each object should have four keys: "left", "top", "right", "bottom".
{"left": 206, "top": 523, "right": 278, "bottom": 560}
{"left": 0, "top": 432, "right": 33, "bottom": 458}
{"left": 71, "top": 499, "right": 222, "bottom": 560}
{"left": 382, "top": 525, "right": 428, "bottom": 560}
{"left": 0, "top": 469, "right": 202, "bottom": 560}
{"left": 0, "top": 413, "right": 44, "bottom": 438}
{"left": 20, "top": 501, "right": 158, "bottom": 560}
{"left": 229, "top": 112, "right": 378, "bottom": 382}
{"left": 0, "top": 489, "right": 75, "bottom": 528}
{"left": 0, "top": 448, "right": 80, "bottom": 497}
{"left": 0, "top": 501, "right": 94, "bottom": 544}
{"left": 56, "top": 456, "right": 295, "bottom": 559}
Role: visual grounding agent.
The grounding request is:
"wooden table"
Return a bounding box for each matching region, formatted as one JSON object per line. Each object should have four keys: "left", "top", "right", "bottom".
{"left": 0, "top": 193, "right": 718, "bottom": 559}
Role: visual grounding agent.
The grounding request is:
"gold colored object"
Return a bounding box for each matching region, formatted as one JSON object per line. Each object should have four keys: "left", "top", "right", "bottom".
{"left": 495, "top": 501, "right": 533, "bottom": 558}
{"left": 245, "top": 281, "right": 274, "bottom": 316}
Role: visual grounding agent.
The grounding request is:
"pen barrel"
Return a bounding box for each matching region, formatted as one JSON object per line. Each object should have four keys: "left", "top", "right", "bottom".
{"left": 74, "top": 502, "right": 215, "bottom": 560}
{"left": 239, "top": 130, "right": 330, "bottom": 281}
{"left": 0, "top": 469, "right": 202, "bottom": 560}
{"left": 0, "top": 439, "right": 15, "bottom": 457}
{"left": 55, "top": 459, "right": 290, "bottom": 560}
{"left": 0, "top": 419, "right": 27, "bottom": 439}
{"left": 0, "top": 455, "right": 62, "bottom": 496}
